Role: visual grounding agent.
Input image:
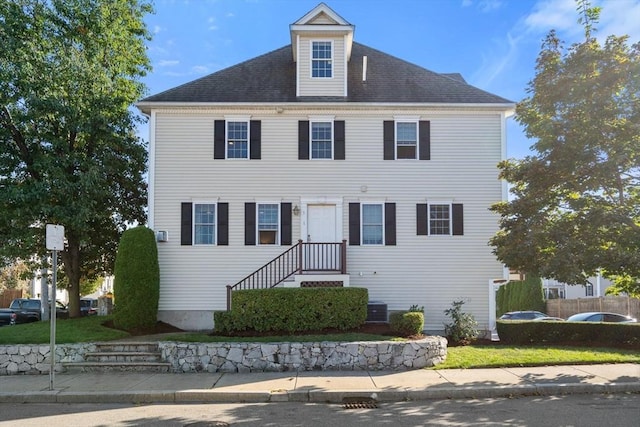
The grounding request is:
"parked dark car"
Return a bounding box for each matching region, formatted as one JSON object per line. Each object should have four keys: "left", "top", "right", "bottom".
{"left": 8, "top": 298, "right": 42, "bottom": 323}
{"left": 0, "top": 309, "right": 17, "bottom": 326}
{"left": 80, "top": 298, "right": 98, "bottom": 316}
{"left": 566, "top": 312, "right": 637, "bottom": 323}
{"left": 499, "top": 311, "right": 549, "bottom": 320}
{"left": 6, "top": 298, "right": 68, "bottom": 323}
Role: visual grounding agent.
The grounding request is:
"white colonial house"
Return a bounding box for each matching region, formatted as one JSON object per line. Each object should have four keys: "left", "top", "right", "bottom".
{"left": 137, "top": 3, "right": 515, "bottom": 333}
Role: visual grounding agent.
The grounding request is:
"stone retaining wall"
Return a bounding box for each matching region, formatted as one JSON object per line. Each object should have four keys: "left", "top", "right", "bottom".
{"left": 0, "top": 337, "right": 447, "bottom": 375}
{"left": 0, "top": 343, "right": 95, "bottom": 375}
{"left": 161, "top": 336, "right": 447, "bottom": 373}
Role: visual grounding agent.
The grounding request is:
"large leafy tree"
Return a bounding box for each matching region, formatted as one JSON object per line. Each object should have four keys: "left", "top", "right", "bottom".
{"left": 0, "top": 0, "right": 152, "bottom": 316}
{"left": 490, "top": 3, "right": 640, "bottom": 293}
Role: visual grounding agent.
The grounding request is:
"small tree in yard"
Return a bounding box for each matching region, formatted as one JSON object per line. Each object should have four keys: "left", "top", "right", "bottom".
{"left": 444, "top": 300, "right": 478, "bottom": 345}
{"left": 113, "top": 227, "right": 159, "bottom": 330}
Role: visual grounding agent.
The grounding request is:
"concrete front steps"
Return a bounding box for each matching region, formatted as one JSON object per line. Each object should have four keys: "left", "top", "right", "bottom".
{"left": 63, "top": 342, "right": 171, "bottom": 373}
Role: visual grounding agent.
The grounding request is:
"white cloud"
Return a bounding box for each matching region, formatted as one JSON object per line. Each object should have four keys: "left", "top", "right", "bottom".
{"left": 472, "top": 0, "right": 640, "bottom": 90}
{"left": 597, "top": 0, "right": 640, "bottom": 42}
{"left": 157, "top": 60, "right": 179, "bottom": 67}
{"left": 524, "top": 0, "right": 581, "bottom": 36}
{"left": 191, "top": 65, "right": 210, "bottom": 74}
{"left": 524, "top": 0, "right": 640, "bottom": 42}
{"left": 461, "top": 0, "right": 503, "bottom": 12}
{"left": 473, "top": 31, "right": 522, "bottom": 90}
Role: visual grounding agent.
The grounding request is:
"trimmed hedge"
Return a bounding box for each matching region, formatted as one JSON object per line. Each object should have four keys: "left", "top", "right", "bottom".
{"left": 497, "top": 320, "right": 640, "bottom": 346}
{"left": 389, "top": 311, "right": 424, "bottom": 336}
{"left": 496, "top": 276, "right": 546, "bottom": 316}
{"left": 113, "top": 226, "right": 160, "bottom": 330}
{"left": 214, "top": 287, "right": 368, "bottom": 334}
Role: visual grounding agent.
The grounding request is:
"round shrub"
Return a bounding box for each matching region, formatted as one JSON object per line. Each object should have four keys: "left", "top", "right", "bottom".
{"left": 113, "top": 226, "right": 160, "bottom": 330}
{"left": 390, "top": 311, "right": 424, "bottom": 336}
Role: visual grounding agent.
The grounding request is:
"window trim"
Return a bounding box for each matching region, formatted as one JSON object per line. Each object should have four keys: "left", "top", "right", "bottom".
{"left": 225, "top": 117, "right": 251, "bottom": 160}
{"left": 310, "top": 40, "right": 333, "bottom": 79}
{"left": 256, "top": 202, "right": 281, "bottom": 246}
{"left": 394, "top": 116, "right": 420, "bottom": 160}
{"left": 309, "top": 118, "right": 334, "bottom": 160}
{"left": 192, "top": 201, "right": 218, "bottom": 246}
{"left": 427, "top": 202, "right": 452, "bottom": 236}
{"left": 360, "top": 202, "right": 385, "bottom": 246}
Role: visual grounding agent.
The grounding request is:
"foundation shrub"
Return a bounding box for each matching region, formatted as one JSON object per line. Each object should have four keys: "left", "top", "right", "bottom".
{"left": 214, "top": 287, "right": 368, "bottom": 334}
{"left": 389, "top": 310, "right": 424, "bottom": 336}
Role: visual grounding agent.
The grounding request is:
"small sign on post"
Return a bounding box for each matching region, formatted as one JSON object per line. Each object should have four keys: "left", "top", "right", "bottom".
{"left": 46, "top": 224, "right": 65, "bottom": 251}
{"left": 45, "top": 224, "right": 64, "bottom": 391}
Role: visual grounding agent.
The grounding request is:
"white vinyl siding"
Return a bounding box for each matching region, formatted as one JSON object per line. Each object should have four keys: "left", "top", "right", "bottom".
{"left": 297, "top": 36, "right": 345, "bottom": 96}
{"left": 151, "top": 109, "right": 506, "bottom": 331}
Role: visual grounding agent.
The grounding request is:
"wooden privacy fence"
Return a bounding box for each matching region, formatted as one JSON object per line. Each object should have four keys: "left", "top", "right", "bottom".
{"left": 0, "top": 289, "right": 23, "bottom": 308}
{"left": 547, "top": 296, "right": 640, "bottom": 319}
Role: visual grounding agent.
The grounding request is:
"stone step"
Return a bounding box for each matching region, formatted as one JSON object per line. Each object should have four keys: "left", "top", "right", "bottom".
{"left": 62, "top": 361, "right": 171, "bottom": 373}
{"left": 85, "top": 352, "right": 162, "bottom": 363}
{"left": 93, "top": 342, "right": 160, "bottom": 353}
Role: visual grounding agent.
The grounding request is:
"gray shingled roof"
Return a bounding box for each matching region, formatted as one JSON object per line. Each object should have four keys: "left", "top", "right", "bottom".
{"left": 140, "top": 42, "right": 512, "bottom": 105}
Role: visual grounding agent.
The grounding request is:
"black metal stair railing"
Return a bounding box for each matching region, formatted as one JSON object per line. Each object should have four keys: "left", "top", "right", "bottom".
{"left": 226, "top": 240, "right": 346, "bottom": 310}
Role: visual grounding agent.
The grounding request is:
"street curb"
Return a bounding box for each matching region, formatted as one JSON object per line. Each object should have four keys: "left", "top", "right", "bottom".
{"left": 1, "top": 383, "right": 638, "bottom": 404}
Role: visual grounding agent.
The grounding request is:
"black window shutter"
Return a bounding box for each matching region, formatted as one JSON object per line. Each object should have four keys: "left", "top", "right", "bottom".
{"left": 384, "top": 202, "right": 396, "bottom": 246}
{"left": 334, "top": 120, "right": 345, "bottom": 160}
{"left": 349, "top": 202, "right": 360, "bottom": 246}
{"left": 280, "top": 203, "right": 292, "bottom": 245}
{"left": 214, "top": 120, "right": 226, "bottom": 159}
{"left": 244, "top": 203, "right": 256, "bottom": 245}
{"left": 250, "top": 120, "right": 261, "bottom": 160}
{"left": 416, "top": 204, "right": 428, "bottom": 236}
{"left": 419, "top": 120, "right": 431, "bottom": 160}
{"left": 181, "top": 202, "right": 193, "bottom": 245}
{"left": 452, "top": 204, "right": 464, "bottom": 235}
{"left": 217, "top": 203, "right": 228, "bottom": 245}
{"left": 383, "top": 120, "right": 394, "bottom": 160}
{"left": 298, "top": 121, "right": 309, "bottom": 160}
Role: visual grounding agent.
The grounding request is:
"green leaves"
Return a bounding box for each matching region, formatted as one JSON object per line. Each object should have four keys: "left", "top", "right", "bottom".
{"left": 0, "top": 0, "right": 153, "bottom": 316}
{"left": 491, "top": 4, "right": 640, "bottom": 286}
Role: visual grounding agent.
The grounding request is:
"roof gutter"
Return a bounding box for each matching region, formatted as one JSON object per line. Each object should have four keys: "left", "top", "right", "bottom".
{"left": 135, "top": 101, "right": 516, "bottom": 115}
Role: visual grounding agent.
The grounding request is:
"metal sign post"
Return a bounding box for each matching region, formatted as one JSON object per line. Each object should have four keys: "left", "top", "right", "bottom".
{"left": 46, "top": 224, "right": 64, "bottom": 391}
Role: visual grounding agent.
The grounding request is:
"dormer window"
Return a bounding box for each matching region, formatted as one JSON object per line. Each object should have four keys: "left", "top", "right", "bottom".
{"left": 311, "top": 41, "right": 332, "bottom": 78}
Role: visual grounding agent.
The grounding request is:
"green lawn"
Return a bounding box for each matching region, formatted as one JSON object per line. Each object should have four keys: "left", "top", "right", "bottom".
{"left": 437, "top": 344, "right": 640, "bottom": 369}
{"left": 1, "top": 316, "right": 638, "bottom": 369}
{"left": 0, "top": 315, "right": 129, "bottom": 344}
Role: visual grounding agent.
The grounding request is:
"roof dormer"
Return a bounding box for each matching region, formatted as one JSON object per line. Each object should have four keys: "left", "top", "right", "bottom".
{"left": 290, "top": 3, "right": 355, "bottom": 97}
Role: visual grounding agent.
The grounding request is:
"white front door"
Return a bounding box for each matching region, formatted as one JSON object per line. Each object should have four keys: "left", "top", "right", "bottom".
{"left": 306, "top": 204, "right": 337, "bottom": 243}
{"left": 305, "top": 204, "right": 338, "bottom": 271}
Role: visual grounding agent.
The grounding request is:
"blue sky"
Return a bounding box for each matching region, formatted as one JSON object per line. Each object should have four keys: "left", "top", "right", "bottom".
{"left": 141, "top": 0, "right": 640, "bottom": 159}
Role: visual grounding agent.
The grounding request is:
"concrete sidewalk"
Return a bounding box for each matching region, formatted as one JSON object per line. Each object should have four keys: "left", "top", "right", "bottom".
{"left": 0, "top": 363, "right": 638, "bottom": 404}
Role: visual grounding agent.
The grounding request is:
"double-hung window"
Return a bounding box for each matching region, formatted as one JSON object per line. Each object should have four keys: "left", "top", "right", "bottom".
{"left": 311, "top": 121, "right": 332, "bottom": 159}
{"left": 429, "top": 204, "right": 451, "bottom": 235}
{"left": 194, "top": 203, "right": 216, "bottom": 245}
{"left": 311, "top": 41, "right": 332, "bottom": 78}
{"left": 396, "top": 121, "right": 418, "bottom": 159}
{"left": 362, "top": 203, "right": 384, "bottom": 245}
{"left": 227, "top": 121, "right": 248, "bottom": 159}
{"left": 258, "top": 203, "right": 279, "bottom": 245}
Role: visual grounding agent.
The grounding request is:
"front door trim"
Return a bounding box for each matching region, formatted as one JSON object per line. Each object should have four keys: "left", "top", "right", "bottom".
{"left": 300, "top": 197, "right": 343, "bottom": 243}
